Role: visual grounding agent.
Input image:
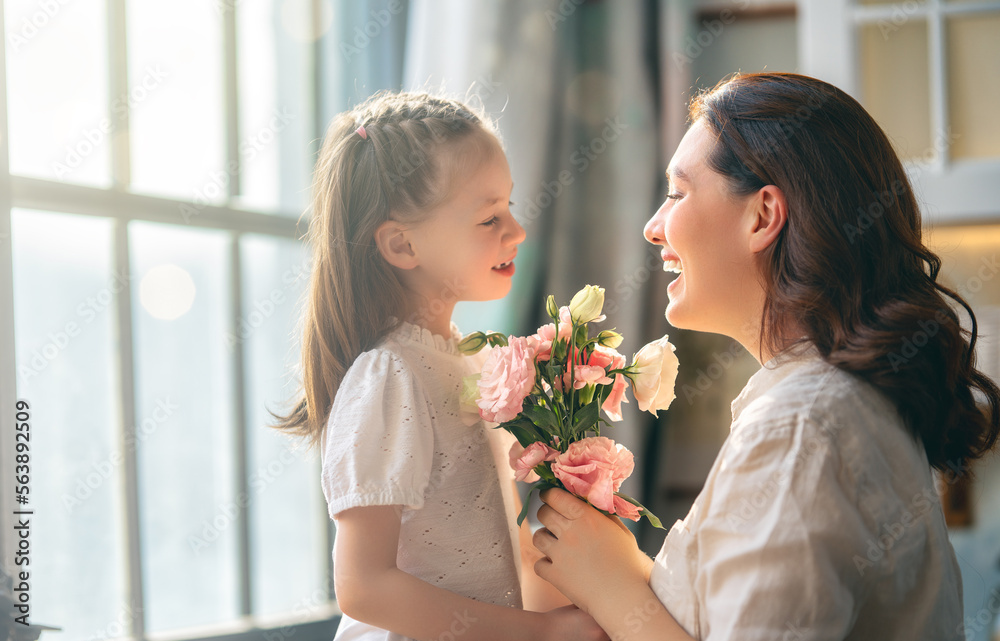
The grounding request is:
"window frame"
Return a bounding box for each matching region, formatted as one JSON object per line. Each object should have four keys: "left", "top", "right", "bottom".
{"left": 0, "top": 2, "right": 337, "bottom": 639}
{"left": 798, "top": 0, "right": 1000, "bottom": 224}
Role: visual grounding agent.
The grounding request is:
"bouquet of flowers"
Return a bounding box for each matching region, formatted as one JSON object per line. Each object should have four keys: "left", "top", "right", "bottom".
{"left": 458, "top": 285, "right": 679, "bottom": 528}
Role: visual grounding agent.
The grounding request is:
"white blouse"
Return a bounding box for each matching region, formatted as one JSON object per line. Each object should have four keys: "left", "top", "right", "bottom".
{"left": 650, "top": 344, "right": 965, "bottom": 640}
{"left": 321, "top": 321, "right": 522, "bottom": 641}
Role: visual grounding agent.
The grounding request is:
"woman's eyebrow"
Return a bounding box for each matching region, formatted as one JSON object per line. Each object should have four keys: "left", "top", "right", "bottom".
{"left": 666, "top": 166, "right": 689, "bottom": 183}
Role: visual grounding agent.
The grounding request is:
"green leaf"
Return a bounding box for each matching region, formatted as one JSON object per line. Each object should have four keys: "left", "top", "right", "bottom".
{"left": 571, "top": 400, "right": 601, "bottom": 436}
{"left": 500, "top": 420, "right": 539, "bottom": 448}
{"left": 516, "top": 481, "right": 558, "bottom": 526}
{"left": 516, "top": 486, "right": 539, "bottom": 526}
{"left": 614, "top": 492, "right": 665, "bottom": 529}
{"left": 523, "top": 405, "right": 558, "bottom": 433}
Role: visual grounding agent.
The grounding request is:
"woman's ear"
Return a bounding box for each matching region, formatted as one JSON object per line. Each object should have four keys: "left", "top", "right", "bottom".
{"left": 748, "top": 185, "right": 788, "bottom": 254}
{"left": 374, "top": 220, "right": 419, "bottom": 270}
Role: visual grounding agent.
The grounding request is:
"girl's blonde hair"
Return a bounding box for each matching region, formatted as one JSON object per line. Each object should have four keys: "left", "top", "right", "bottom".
{"left": 273, "top": 91, "right": 501, "bottom": 448}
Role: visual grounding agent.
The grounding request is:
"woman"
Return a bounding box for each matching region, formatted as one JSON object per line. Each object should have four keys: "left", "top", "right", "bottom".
{"left": 533, "top": 72, "right": 999, "bottom": 640}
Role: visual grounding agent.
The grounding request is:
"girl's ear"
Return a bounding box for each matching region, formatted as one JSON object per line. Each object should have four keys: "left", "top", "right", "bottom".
{"left": 748, "top": 185, "right": 788, "bottom": 254}
{"left": 374, "top": 220, "right": 419, "bottom": 270}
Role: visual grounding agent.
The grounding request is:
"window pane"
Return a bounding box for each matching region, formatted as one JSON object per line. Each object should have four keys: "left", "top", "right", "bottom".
{"left": 127, "top": 1, "right": 226, "bottom": 202}
{"left": 926, "top": 224, "right": 1000, "bottom": 378}
{"left": 4, "top": 2, "right": 109, "bottom": 186}
{"left": 11, "top": 210, "right": 126, "bottom": 639}
{"left": 130, "top": 222, "right": 238, "bottom": 632}
{"left": 859, "top": 19, "right": 932, "bottom": 161}
{"left": 236, "top": 0, "right": 316, "bottom": 214}
{"left": 240, "top": 234, "right": 327, "bottom": 616}
{"left": 947, "top": 14, "right": 1000, "bottom": 160}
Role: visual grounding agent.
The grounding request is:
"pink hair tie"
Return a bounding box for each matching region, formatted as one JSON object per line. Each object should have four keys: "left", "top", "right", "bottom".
{"left": 355, "top": 125, "right": 367, "bottom": 140}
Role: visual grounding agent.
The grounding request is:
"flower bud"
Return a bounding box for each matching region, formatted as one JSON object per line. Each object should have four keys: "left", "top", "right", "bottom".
{"left": 597, "top": 330, "right": 623, "bottom": 349}
{"left": 546, "top": 294, "right": 559, "bottom": 320}
{"left": 459, "top": 374, "right": 482, "bottom": 414}
{"left": 457, "top": 331, "right": 487, "bottom": 354}
{"left": 568, "top": 285, "right": 605, "bottom": 324}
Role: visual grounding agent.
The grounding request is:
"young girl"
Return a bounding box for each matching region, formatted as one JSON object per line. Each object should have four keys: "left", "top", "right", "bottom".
{"left": 274, "top": 92, "right": 607, "bottom": 641}
{"left": 531, "top": 73, "right": 1000, "bottom": 640}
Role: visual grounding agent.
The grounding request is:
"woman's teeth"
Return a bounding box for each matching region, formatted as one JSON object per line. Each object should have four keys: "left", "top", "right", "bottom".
{"left": 663, "top": 259, "right": 683, "bottom": 274}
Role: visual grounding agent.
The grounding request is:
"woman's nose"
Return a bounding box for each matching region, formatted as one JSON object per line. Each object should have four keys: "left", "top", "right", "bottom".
{"left": 644, "top": 206, "right": 666, "bottom": 245}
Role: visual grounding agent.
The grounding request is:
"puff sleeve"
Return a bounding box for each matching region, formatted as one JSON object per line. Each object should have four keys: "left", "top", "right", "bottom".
{"left": 321, "top": 349, "right": 435, "bottom": 519}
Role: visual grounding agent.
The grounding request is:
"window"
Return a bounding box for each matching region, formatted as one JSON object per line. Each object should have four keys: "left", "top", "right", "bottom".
{"left": 1, "top": 1, "right": 335, "bottom": 638}
{"left": 799, "top": 0, "right": 1000, "bottom": 222}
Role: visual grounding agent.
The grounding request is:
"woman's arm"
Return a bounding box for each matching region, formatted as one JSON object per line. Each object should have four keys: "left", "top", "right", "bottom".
{"left": 334, "top": 504, "right": 608, "bottom": 641}
{"left": 533, "top": 489, "right": 696, "bottom": 641}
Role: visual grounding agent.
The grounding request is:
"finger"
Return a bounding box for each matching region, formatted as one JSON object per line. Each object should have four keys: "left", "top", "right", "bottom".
{"left": 532, "top": 526, "right": 558, "bottom": 556}
{"left": 533, "top": 554, "right": 555, "bottom": 583}
{"left": 539, "top": 487, "right": 587, "bottom": 519}
{"left": 536, "top": 503, "right": 572, "bottom": 537}
{"left": 610, "top": 514, "right": 631, "bottom": 534}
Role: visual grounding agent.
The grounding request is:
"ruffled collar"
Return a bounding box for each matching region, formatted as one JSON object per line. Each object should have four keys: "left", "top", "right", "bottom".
{"left": 388, "top": 318, "right": 463, "bottom": 356}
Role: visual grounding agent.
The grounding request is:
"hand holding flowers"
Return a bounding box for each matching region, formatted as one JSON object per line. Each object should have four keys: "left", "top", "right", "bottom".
{"left": 460, "top": 285, "right": 679, "bottom": 527}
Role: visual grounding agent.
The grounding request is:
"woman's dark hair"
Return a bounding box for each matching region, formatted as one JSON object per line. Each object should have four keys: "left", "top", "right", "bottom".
{"left": 690, "top": 72, "right": 999, "bottom": 475}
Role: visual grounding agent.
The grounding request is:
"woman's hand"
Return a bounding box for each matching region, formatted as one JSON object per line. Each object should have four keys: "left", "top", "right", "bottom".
{"left": 533, "top": 490, "right": 695, "bottom": 641}
{"left": 532, "top": 489, "right": 654, "bottom": 614}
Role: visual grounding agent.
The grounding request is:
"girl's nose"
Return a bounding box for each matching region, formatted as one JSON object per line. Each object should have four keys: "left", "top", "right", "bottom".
{"left": 507, "top": 214, "right": 527, "bottom": 245}
{"left": 644, "top": 205, "right": 666, "bottom": 245}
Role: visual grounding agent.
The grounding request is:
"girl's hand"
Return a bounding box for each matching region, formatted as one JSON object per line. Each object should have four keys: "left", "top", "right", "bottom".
{"left": 543, "top": 604, "right": 610, "bottom": 641}
{"left": 533, "top": 488, "right": 654, "bottom": 615}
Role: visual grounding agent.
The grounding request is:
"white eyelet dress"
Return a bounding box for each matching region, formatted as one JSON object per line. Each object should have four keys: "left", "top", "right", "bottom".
{"left": 321, "top": 321, "right": 522, "bottom": 641}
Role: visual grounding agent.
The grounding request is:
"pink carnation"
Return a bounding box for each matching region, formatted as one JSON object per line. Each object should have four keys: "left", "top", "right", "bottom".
{"left": 509, "top": 441, "right": 559, "bottom": 483}
{"left": 551, "top": 436, "right": 635, "bottom": 517}
{"left": 477, "top": 336, "right": 536, "bottom": 423}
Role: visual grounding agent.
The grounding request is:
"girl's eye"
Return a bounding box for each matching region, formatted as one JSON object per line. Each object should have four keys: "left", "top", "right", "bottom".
{"left": 481, "top": 216, "right": 499, "bottom": 227}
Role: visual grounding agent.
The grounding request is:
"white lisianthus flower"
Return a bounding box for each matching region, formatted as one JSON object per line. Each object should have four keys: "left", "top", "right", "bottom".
{"left": 631, "top": 336, "right": 679, "bottom": 416}
{"left": 568, "top": 285, "right": 606, "bottom": 324}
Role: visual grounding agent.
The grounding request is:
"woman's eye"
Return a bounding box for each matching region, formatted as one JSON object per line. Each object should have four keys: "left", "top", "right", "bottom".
{"left": 665, "top": 192, "right": 683, "bottom": 201}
